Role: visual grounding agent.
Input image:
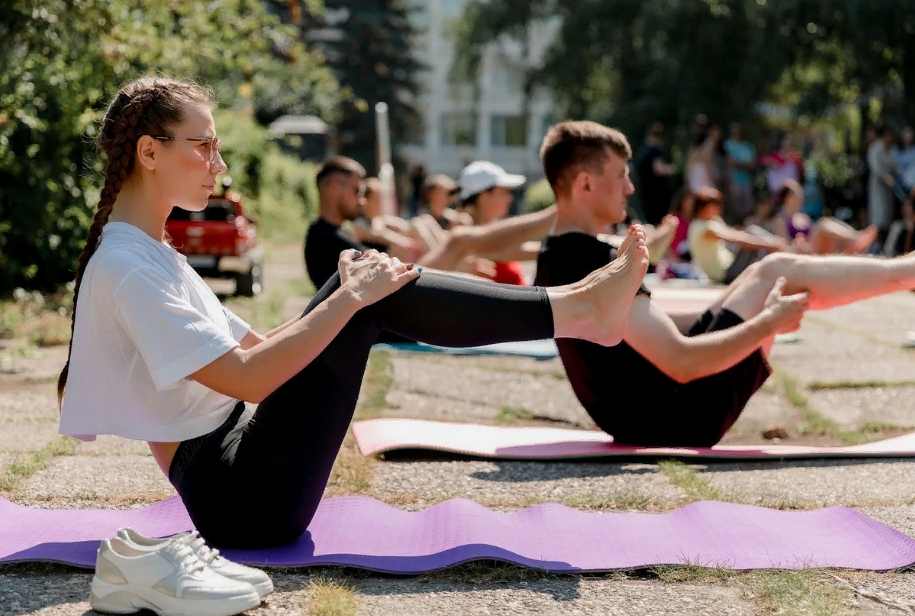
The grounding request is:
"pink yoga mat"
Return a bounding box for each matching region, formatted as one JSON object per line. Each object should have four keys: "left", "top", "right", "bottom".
{"left": 353, "top": 419, "right": 915, "bottom": 461}
{"left": 1, "top": 495, "right": 914, "bottom": 572}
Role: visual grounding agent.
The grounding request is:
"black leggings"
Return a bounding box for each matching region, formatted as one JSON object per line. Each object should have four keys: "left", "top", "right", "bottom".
{"left": 169, "top": 271, "right": 554, "bottom": 548}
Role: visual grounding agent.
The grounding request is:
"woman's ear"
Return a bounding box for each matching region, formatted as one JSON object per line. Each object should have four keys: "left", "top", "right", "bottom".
{"left": 136, "top": 135, "right": 159, "bottom": 171}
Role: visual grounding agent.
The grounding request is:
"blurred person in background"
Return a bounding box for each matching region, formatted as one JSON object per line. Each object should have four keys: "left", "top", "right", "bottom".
{"left": 686, "top": 119, "right": 715, "bottom": 194}
{"left": 688, "top": 187, "right": 788, "bottom": 284}
{"left": 759, "top": 133, "right": 805, "bottom": 195}
{"left": 867, "top": 125, "right": 899, "bottom": 243}
{"left": 351, "top": 177, "right": 422, "bottom": 259}
{"left": 724, "top": 122, "right": 757, "bottom": 226}
{"left": 636, "top": 122, "right": 676, "bottom": 226}
{"left": 768, "top": 179, "right": 877, "bottom": 255}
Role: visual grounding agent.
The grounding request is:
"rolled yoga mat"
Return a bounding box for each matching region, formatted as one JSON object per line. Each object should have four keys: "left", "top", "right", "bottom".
{"left": 1, "top": 495, "right": 914, "bottom": 572}
{"left": 353, "top": 419, "right": 915, "bottom": 461}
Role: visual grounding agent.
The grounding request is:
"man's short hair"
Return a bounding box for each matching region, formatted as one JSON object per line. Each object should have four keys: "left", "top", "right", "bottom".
{"left": 539, "top": 121, "right": 632, "bottom": 197}
{"left": 315, "top": 156, "right": 366, "bottom": 187}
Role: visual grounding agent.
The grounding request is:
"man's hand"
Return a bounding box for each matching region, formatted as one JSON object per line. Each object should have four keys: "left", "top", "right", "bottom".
{"left": 763, "top": 276, "right": 809, "bottom": 334}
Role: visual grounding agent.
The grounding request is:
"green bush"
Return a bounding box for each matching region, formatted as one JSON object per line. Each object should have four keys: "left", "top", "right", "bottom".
{"left": 215, "top": 110, "right": 318, "bottom": 242}
{"left": 524, "top": 179, "right": 556, "bottom": 213}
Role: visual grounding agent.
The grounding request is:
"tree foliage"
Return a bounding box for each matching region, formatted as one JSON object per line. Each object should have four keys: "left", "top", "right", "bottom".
{"left": 453, "top": 0, "right": 915, "bottom": 151}
{"left": 299, "top": 0, "right": 426, "bottom": 175}
{"left": 0, "top": 0, "right": 339, "bottom": 292}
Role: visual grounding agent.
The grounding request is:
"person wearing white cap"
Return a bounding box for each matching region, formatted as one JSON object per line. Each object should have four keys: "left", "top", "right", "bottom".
{"left": 458, "top": 161, "right": 537, "bottom": 284}
{"left": 458, "top": 160, "right": 526, "bottom": 203}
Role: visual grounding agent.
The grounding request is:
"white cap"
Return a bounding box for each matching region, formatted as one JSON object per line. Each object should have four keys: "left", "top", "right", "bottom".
{"left": 458, "top": 161, "right": 526, "bottom": 201}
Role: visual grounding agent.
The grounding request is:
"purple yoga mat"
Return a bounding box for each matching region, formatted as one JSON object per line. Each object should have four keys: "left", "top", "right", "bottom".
{"left": 2, "top": 496, "right": 914, "bottom": 572}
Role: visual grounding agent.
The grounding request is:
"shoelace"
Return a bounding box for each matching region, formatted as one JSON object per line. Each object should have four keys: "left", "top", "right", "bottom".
{"left": 165, "top": 541, "right": 207, "bottom": 575}
{"left": 179, "top": 531, "right": 227, "bottom": 567}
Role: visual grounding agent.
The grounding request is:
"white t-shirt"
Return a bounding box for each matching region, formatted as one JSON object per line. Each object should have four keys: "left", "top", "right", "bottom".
{"left": 59, "top": 222, "right": 251, "bottom": 442}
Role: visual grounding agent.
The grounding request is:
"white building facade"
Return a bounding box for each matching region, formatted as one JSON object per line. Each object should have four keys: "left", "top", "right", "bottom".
{"left": 401, "top": 0, "right": 559, "bottom": 180}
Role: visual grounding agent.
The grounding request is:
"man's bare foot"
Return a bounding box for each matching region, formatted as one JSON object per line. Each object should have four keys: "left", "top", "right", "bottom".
{"left": 569, "top": 225, "right": 647, "bottom": 292}
{"left": 849, "top": 225, "right": 878, "bottom": 254}
{"left": 576, "top": 226, "right": 650, "bottom": 346}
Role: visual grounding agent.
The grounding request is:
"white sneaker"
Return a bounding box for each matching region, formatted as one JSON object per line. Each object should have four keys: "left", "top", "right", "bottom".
{"left": 902, "top": 331, "right": 915, "bottom": 348}
{"left": 89, "top": 536, "right": 260, "bottom": 616}
{"left": 117, "top": 527, "right": 274, "bottom": 598}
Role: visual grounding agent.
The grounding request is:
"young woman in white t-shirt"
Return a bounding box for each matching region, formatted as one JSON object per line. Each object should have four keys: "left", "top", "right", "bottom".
{"left": 58, "top": 76, "right": 650, "bottom": 548}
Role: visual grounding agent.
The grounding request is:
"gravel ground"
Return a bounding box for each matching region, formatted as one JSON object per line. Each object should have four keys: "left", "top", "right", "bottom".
{"left": 391, "top": 357, "right": 585, "bottom": 425}
{"left": 15, "top": 456, "right": 175, "bottom": 506}
{"left": 0, "top": 389, "right": 60, "bottom": 422}
{"left": 369, "top": 460, "right": 686, "bottom": 511}
{"left": 700, "top": 459, "right": 915, "bottom": 508}
{"left": 3, "top": 281, "right": 915, "bottom": 614}
{"left": 806, "top": 386, "right": 915, "bottom": 429}
{"left": 0, "top": 422, "right": 62, "bottom": 453}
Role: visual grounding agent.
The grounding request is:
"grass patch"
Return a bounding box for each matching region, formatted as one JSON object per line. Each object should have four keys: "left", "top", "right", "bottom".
{"left": 496, "top": 406, "right": 534, "bottom": 424}
{"left": 0, "top": 436, "right": 80, "bottom": 491}
{"left": 776, "top": 373, "right": 871, "bottom": 446}
{"left": 562, "top": 490, "right": 658, "bottom": 511}
{"left": 29, "top": 323, "right": 70, "bottom": 347}
{"left": 326, "top": 448, "right": 373, "bottom": 495}
{"left": 744, "top": 570, "right": 852, "bottom": 616}
{"left": 860, "top": 421, "right": 914, "bottom": 433}
{"left": 651, "top": 563, "right": 736, "bottom": 583}
{"left": 416, "top": 560, "right": 557, "bottom": 585}
{"left": 657, "top": 460, "right": 722, "bottom": 501}
{"left": 807, "top": 379, "right": 915, "bottom": 390}
{"left": 307, "top": 572, "right": 361, "bottom": 616}
{"left": 355, "top": 351, "right": 394, "bottom": 421}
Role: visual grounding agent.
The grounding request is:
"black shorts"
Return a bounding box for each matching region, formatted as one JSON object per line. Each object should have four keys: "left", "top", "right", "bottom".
{"left": 680, "top": 308, "right": 773, "bottom": 444}
{"left": 606, "top": 308, "right": 772, "bottom": 448}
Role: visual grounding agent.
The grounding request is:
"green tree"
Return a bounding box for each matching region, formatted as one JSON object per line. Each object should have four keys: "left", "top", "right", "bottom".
{"left": 300, "top": 0, "right": 426, "bottom": 175}
{"left": 0, "top": 0, "right": 339, "bottom": 292}
{"left": 452, "top": 0, "right": 915, "bottom": 155}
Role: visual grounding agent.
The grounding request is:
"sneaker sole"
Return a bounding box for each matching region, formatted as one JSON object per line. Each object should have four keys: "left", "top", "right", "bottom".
{"left": 251, "top": 578, "right": 274, "bottom": 598}
{"left": 89, "top": 577, "right": 261, "bottom": 616}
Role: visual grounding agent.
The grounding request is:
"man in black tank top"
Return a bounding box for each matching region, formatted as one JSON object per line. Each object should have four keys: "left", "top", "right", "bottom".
{"left": 534, "top": 121, "right": 812, "bottom": 447}
{"left": 304, "top": 156, "right": 369, "bottom": 290}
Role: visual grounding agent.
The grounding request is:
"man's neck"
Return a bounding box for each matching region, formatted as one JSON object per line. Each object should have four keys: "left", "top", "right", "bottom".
{"left": 552, "top": 198, "right": 610, "bottom": 237}
{"left": 318, "top": 198, "right": 343, "bottom": 226}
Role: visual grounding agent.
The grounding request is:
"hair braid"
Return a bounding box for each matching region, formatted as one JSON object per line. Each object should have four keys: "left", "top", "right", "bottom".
{"left": 57, "top": 77, "right": 214, "bottom": 408}
{"left": 56, "top": 94, "right": 158, "bottom": 407}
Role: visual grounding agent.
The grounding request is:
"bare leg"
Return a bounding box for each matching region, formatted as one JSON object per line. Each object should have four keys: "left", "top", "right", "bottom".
{"left": 549, "top": 226, "right": 650, "bottom": 345}
{"left": 809, "top": 219, "right": 877, "bottom": 254}
{"left": 718, "top": 252, "right": 915, "bottom": 321}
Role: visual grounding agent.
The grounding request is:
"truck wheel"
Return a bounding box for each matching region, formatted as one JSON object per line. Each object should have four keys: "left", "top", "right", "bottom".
{"left": 235, "top": 263, "right": 262, "bottom": 297}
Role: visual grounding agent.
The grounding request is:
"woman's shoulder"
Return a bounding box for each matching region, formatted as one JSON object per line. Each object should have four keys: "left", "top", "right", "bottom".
{"left": 90, "top": 241, "right": 171, "bottom": 292}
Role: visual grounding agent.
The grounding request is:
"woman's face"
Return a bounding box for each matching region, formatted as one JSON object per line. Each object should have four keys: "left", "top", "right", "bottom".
{"left": 477, "top": 186, "right": 513, "bottom": 223}
{"left": 152, "top": 104, "right": 227, "bottom": 211}
{"left": 697, "top": 200, "right": 722, "bottom": 220}
{"left": 363, "top": 191, "right": 382, "bottom": 219}
{"left": 427, "top": 186, "right": 450, "bottom": 214}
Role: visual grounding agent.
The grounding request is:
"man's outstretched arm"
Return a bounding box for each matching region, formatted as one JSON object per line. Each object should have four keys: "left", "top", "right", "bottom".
{"left": 418, "top": 205, "right": 557, "bottom": 271}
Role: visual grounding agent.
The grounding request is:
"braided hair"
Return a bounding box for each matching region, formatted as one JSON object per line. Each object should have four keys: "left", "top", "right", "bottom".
{"left": 57, "top": 77, "right": 213, "bottom": 407}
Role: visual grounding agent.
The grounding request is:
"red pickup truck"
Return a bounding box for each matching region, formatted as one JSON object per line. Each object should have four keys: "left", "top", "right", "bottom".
{"left": 166, "top": 188, "right": 264, "bottom": 297}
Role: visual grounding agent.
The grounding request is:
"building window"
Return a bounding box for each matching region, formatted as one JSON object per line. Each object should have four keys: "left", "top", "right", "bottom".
{"left": 540, "top": 113, "right": 558, "bottom": 140}
{"left": 441, "top": 113, "right": 476, "bottom": 146}
{"left": 491, "top": 115, "right": 527, "bottom": 147}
